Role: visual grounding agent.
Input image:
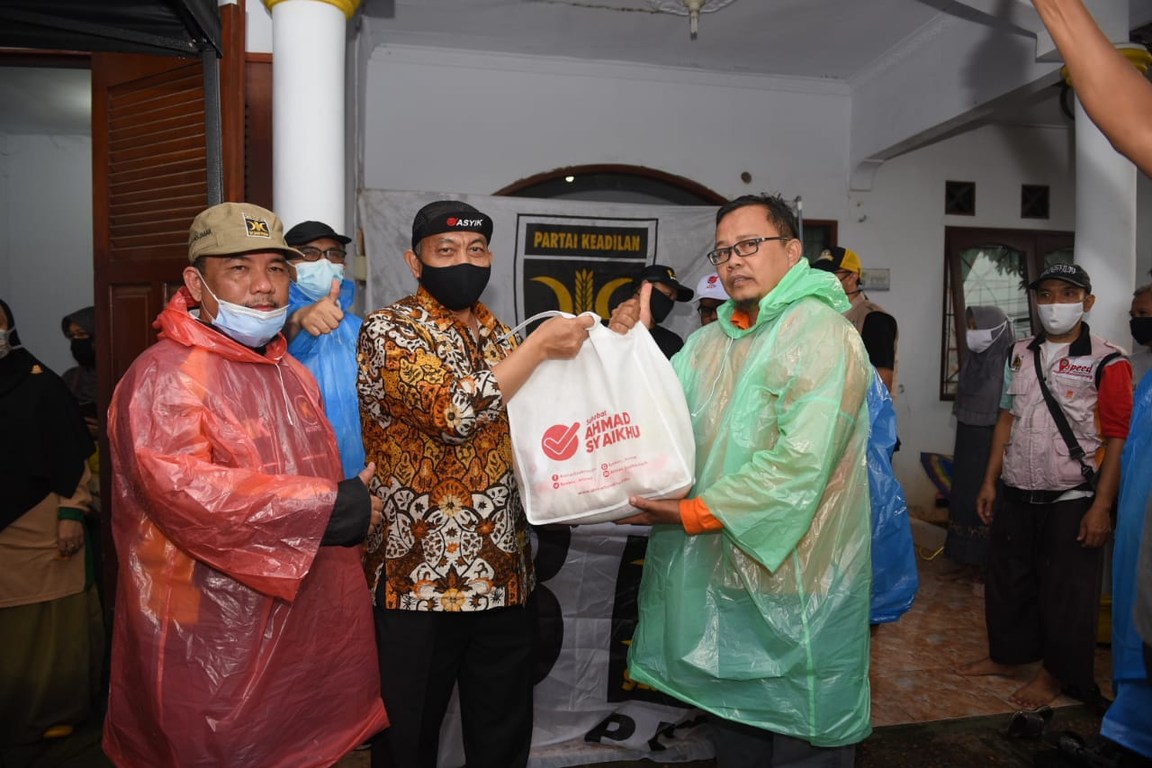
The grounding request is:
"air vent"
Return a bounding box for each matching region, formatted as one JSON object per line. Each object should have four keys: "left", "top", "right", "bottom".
{"left": 1021, "top": 184, "right": 1050, "bottom": 219}
{"left": 945, "top": 181, "right": 976, "bottom": 216}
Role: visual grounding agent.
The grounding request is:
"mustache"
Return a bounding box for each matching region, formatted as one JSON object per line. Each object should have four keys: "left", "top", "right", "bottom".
{"left": 245, "top": 300, "right": 280, "bottom": 310}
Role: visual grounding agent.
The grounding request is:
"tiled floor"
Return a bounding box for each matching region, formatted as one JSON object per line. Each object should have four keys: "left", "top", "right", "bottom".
{"left": 870, "top": 554, "right": 1112, "bottom": 727}
{"left": 338, "top": 555, "right": 1114, "bottom": 767}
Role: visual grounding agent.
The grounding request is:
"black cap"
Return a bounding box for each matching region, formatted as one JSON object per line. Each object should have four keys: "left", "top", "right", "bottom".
{"left": 1028, "top": 262, "right": 1092, "bottom": 293}
{"left": 638, "top": 264, "right": 693, "bottom": 302}
{"left": 810, "top": 246, "right": 863, "bottom": 274}
{"left": 284, "top": 220, "right": 351, "bottom": 247}
{"left": 411, "top": 200, "right": 494, "bottom": 250}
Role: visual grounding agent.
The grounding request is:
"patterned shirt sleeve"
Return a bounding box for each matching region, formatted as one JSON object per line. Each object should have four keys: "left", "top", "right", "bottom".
{"left": 358, "top": 307, "right": 506, "bottom": 445}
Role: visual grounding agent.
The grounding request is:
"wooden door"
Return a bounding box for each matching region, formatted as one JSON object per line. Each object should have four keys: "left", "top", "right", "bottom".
{"left": 90, "top": 3, "right": 246, "bottom": 606}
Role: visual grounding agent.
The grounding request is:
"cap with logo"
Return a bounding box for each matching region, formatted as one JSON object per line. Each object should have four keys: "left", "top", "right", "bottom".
{"left": 695, "top": 272, "right": 729, "bottom": 302}
{"left": 810, "top": 246, "right": 863, "bottom": 275}
{"left": 411, "top": 200, "right": 494, "bottom": 250}
{"left": 187, "top": 202, "right": 302, "bottom": 264}
{"left": 1028, "top": 262, "right": 1092, "bottom": 293}
{"left": 284, "top": 220, "right": 352, "bottom": 247}
{"left": 638, "top": 264, "right": 693, "bottom": 302}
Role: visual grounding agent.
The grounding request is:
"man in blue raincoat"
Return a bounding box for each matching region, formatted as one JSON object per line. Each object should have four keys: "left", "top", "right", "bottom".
{"left": 283, "top": 221, "right": 365, "bottom": 479}
{"left": 610, "top": 194, "right": 872, "bottom": 766}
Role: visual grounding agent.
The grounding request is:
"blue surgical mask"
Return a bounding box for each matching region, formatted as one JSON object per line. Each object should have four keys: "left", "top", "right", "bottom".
{"left": 0, "top": 328, "right": 10, "bottom": 359}
{"left": 199, "top": 280, "right": 287, "bottom": 347}
{"left": 294, "top": 259, "right": 345, "bottom": 300}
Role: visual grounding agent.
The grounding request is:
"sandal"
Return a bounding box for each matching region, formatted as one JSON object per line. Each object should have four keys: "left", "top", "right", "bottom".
{"left": 1007, "top": 705, "right": 1054, "bottom": 738}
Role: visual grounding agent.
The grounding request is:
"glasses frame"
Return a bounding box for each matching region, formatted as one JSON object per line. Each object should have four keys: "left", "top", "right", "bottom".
{"left": 295, "top": 246, "right": 348, "bottom": 264}
{"left": 706, "top": 236, "right": 791, "bottom": 266}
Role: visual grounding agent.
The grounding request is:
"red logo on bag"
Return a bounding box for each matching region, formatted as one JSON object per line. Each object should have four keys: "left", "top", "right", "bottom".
{"left": 541, "top": 422, "right": 581, "bottom": 461}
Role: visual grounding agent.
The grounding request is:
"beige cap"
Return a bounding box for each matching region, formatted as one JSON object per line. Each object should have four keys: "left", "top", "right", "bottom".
{"left": 187, "top": 202, "right": 303, "bottom": 264}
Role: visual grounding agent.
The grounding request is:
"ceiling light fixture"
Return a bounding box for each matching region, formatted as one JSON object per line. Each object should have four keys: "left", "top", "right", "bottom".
{"left": 646, "top": 0, "right": 737, "bottom": 41}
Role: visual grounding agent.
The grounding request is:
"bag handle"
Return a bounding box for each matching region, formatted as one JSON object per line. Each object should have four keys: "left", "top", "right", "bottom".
{"left": 1031, "top": 346, "right": 1097, "bottom": 488}
{"left": 501, "top": 310, "right": 601, "bottom": 342}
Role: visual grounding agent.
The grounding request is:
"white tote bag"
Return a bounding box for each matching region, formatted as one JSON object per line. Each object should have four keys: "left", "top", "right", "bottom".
{"left": 506, "top": 312, "right": 695, "bottom": 525}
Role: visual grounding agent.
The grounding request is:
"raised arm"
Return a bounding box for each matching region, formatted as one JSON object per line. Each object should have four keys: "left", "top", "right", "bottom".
{"left": 1032, "top": 0, "right": 1152, "bottom": 175}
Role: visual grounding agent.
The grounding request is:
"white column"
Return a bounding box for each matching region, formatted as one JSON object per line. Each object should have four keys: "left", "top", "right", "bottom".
{"left": 265, "top": 0, "right": 355, "bottom": 230}
{"left": 1069, "top": 3, "right": 1137, "bottom": 348}
{"left": 1073, "top": 96, "right": 1137, "bottom": 347}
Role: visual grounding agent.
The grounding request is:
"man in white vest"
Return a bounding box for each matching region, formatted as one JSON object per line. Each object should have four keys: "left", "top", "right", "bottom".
{"left": 959, "top": 262, "right": 1132, "bottom": 710}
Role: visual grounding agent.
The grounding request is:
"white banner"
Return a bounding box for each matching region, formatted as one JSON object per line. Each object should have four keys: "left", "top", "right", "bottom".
{"left": 358, "top": 189, "right": 718, "bottom": 340}
{"left": 437, "top": 523, "right": 713, "bottom": 767}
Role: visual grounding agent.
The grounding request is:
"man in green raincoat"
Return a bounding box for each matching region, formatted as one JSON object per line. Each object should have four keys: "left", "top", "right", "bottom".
{"left": 610, "top": 193, "right": 873, "bottom": 766}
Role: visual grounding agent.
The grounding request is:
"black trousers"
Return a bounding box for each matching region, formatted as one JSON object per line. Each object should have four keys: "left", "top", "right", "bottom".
{"left": 985, "top": 495, "right": 1103, "bottom": 691}
{"left": 370, "top": 596, "right": 536, "bottom": 768}
{"left": 706, "top": 716, "right": 857, "bottom": 768}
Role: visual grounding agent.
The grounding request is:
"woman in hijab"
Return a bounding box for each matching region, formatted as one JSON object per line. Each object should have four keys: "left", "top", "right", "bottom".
{"left": 942, "top": 305, "right": 1014, "bottom": 583}
{"left": 60, "top": 306, "right": 97, "bottom": 437}
{"left": 0, "top": 298, "right": 103, "bottom": 746}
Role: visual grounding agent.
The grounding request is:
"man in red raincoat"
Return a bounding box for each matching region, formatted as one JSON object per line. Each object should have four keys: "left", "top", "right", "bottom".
{"left": 104, "top": 202, "right": 388, "bottom": 767}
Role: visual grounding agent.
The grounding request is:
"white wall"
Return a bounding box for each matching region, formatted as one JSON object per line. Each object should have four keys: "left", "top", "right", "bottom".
{"left": 361, "top": 45, "right": 852, "bottom": 215}
{"left": 358, "top": 44, "right": 1152, "bottom": 512}
{"left": 855, "top": 124, "right": 1152, "bottom": 510}
{"left": 0, "top": 133, "right": 94, "bottom": 376}
{"left": 246, "top": 0, "right": 273, "bottom": 54}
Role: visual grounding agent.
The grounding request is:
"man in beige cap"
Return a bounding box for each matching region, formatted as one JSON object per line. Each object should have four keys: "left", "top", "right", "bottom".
{"left": 103, "top": 202, "right": 389, "bottom": 767}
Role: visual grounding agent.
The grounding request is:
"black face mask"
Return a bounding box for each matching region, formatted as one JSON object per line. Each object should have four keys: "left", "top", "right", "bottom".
{"left": 419, "top": 262, "right": 491, "bottom": 311}
{"left": 71, "top": 337, "right": 96, "bottom": 367}
{"left": 1132, "top": 316, "right": 1152, "bottom": 346}
{"left": 649, "top": 290, "right": 675, "bottom": 325}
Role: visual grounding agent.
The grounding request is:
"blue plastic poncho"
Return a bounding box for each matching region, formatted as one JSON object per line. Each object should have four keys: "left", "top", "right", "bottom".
{"left": 628, "top": 261, "right": 873, "bottom": 747}
{"left": 1100, "top": 373, "right": 1152, "bottom": 758}
{"left": 288, "top": 279, "right": 365, "bottom": 479}
{"left": 866, "top": 374, "right": 919, "bottom": 623}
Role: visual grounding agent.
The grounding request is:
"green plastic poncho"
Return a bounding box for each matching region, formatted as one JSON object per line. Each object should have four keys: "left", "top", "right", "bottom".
{"left": 627, "top": 260, "right": 873, "bottom": 747}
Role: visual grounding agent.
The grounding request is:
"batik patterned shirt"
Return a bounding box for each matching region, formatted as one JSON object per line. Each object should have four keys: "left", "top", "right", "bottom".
{"left": 357, "top": 286, "right": 534, "bottom": 611}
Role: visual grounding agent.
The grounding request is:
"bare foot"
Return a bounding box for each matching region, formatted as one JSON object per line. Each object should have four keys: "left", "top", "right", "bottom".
{"left": 1010, "top": 668, "right": 1062, "bottom": 709}
{"left": 956, "top": 657, "right": 1019, "bottom": 677}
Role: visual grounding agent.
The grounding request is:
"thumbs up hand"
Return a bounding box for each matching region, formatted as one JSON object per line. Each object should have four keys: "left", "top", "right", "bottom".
{"left": 298, "top": 278, "right": 345, "bottom": 337}
{"left": 608, "top": 281, "right": 653, "bottom": 334}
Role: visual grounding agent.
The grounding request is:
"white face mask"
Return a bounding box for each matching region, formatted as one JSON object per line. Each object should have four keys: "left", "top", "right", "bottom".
{"left": 200, "top": 279, "right": 287, "bottom": 347}
{"left": 294, "top": 259, "right": 345, "bottom": 300}
{"left": 0, "top": 328, "right": 10, "bottom": 359}
{"left": 1037, "top": 302, "right": 1084, "bottom": 337}
{"left": 965, "top": 320, "right": 1007, "bottom": 354}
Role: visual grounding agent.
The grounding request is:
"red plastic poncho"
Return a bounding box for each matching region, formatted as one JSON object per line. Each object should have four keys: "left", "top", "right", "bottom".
{"left": 103, "top": 289, "right": 388, "bottom": 768}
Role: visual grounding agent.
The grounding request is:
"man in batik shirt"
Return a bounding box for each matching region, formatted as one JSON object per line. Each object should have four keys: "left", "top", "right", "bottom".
{"left": 358, "top": 200, "right": 593, "bottom": 768}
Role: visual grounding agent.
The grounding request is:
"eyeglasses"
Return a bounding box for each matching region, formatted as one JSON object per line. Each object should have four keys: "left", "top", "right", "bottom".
{"left": 296, "top": 246, "right": 347, "bottom": 264}
{"left": 706, "top": 236, "right": 791, "bottom": 266}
